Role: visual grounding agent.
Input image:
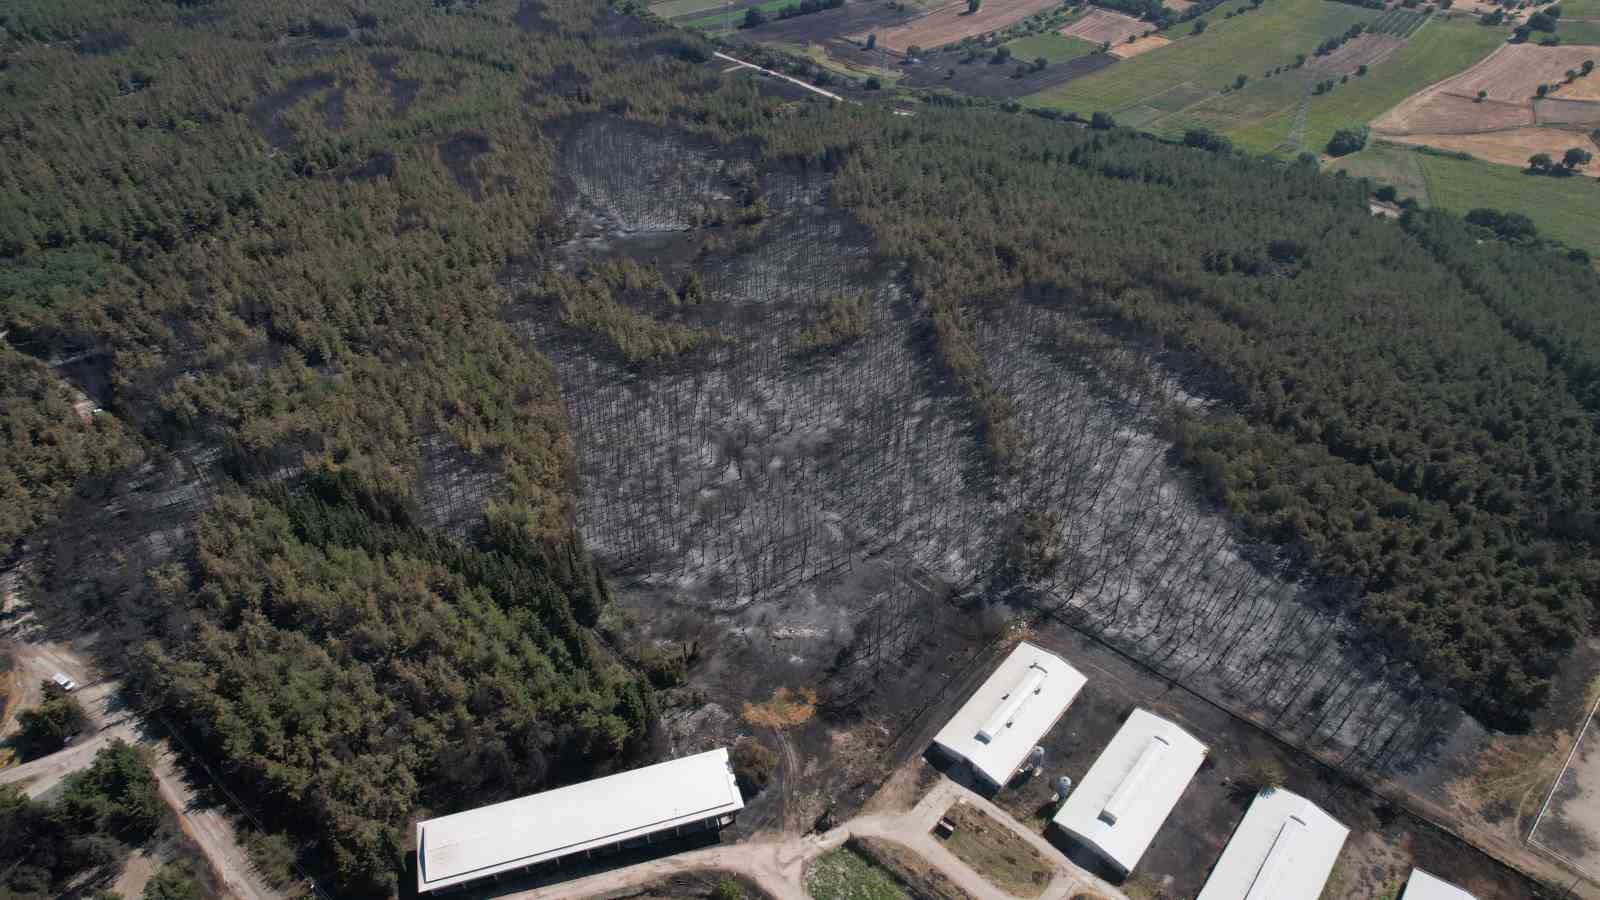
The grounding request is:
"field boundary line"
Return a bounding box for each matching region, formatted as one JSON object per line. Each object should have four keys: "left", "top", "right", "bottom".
{"left": 1526, "top": 687, "right": 1600, "bottom": 880}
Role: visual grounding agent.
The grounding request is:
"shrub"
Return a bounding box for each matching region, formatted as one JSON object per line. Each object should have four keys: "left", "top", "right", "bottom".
{"left": 1326, "top": 125, "right": 1368, "bottom": 157}
{"left": 731, "top": 737, "right": 777, "bottom": 795}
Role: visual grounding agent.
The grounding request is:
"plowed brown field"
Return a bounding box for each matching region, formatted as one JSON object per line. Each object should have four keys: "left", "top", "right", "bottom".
{"left": 1377, "top": 92, "right": 1533, "bottom": 134}
{"left": 1061, "top": 8, "right": 1151, "bottom": 45}
{"left": 859, "top": 0, "right": 1063, "bottom": 51}
{"left": 1109, "top": 34, "right": 1169, "bottom": 58}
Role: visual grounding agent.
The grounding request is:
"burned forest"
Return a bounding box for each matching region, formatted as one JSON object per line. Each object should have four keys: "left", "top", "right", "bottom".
{"left": 3, "top": 0, "right": 1600, "bottom": 897}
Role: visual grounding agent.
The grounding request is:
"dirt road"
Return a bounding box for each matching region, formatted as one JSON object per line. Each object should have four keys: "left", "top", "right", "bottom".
{"left": 2, "top": 577, "right": 283, "bottom": 900}
{"left": 501, "top": 774, "right": 1127, "bottom": 900}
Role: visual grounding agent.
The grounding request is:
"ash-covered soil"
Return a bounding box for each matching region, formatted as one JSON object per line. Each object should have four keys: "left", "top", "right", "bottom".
{"left": 517, "top": 117, "right": 1471, "bottom": 832}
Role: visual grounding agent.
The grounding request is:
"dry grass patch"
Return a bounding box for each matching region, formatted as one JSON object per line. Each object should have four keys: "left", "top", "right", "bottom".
{"left": 743, "top": 686, "right": 818, "bottom": 727}
{"left": 934, "top": 802, "right": 1055, "bottom": 898}
{"left": 1109, "top": 35, "right": 1170, "bottom": 58}
{"left": 1389, "top": 127, "right": 1599, "bottom": 174}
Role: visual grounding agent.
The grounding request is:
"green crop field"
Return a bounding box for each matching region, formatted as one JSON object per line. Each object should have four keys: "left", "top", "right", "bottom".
{"left": 1028, "top": 0, "right": 1377, "bottom": 114}
{"left": 1325, "top": 140, "right": 1433, "bottom": 203}
{"left": 1419, "top": 150, "right": 1600, "bottom": 256}
{"left": 1005, "top": 31, "right": 1101, "bottom": 63}
{"left": 1557, "top": 0, "right": 1600, "bottom": 18}
{"left": 1559, "top": 19, "right": 1600, "bottom": 42}
{"left": 1223, "top": 16, "right": 1506, "bottom": 153}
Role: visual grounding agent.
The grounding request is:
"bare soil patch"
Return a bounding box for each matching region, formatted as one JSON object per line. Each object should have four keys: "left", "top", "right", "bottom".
{"left": 1061, "top": 9, "right": 1151, "bottom": 46}
{"left": 1108, "top": 34, "right": 1169, "bottom": 59}
{"left": 1376, "top": 91, "right": 1533, "bottom": 135}
{"left": 1388, "top": 127, "right": 1600, "bottom": 174}
{"left": 1307, "top": 33, "right": 1405, "bottom": 76}
{"left": 934, "top": 802, "right": 1055, "bottom": 898}
{"left": 1164, "top": 0, "right": 1196, "bottom": 11}
{"left": 864, "top": 0, "right": 1065, "bottom": 53}
{"left": 588, "top": 869, "right": 777, "bottom": 900}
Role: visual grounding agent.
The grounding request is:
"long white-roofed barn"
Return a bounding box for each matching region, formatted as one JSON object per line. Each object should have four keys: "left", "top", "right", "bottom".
{"left": 414, "top": 748, "right": 744, "bottom": 894}
{"left": 1050, "top": 708, "right": 1206, "bottom": 878}
{"left": 930, "top": 641, "right": 1087, "bottom": 792}
{"left": 1195, "top": 787, "right": 1348, "bottom": 900}
{"left": 1401, "top": 868, "right": 1479, "bottom": 900}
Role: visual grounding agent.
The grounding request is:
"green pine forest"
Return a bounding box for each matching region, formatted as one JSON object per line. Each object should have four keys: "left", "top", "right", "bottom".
{"left": 2, "top": 0, "right": 1599, "bottom": 895}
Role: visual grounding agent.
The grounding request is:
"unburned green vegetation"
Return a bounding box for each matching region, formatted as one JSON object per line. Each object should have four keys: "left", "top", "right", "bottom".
{"left": 1030, "top": 0, "right": 1377, "bottom": 113}
{"left": 806, "top": 845, "right": 912, "bottom": 900}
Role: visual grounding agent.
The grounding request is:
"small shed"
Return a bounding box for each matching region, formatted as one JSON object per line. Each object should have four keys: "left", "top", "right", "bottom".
{"left": 1402, "top": 868, "right": 1478, "bottom": 900}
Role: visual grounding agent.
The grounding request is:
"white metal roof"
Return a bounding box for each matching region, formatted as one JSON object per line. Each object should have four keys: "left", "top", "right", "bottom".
{"left": 1195, "top": 788, "right": 1349, "bottom": 900}
{"left": 415, "top": 748, "right": 744, "bottom": 893}
{"left": 1403, "top": 868, "right": 1479, "bottom": 900}
{"left": 1051, "top": 708, "right": 1206, "bottom": 874}
{"left": 932, "top": 641, "right": 1086, "bottom": 788}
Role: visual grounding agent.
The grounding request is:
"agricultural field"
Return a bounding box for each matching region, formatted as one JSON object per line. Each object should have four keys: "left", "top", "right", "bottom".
{"left": 1004, "top": 30, "right": 1102, "bottom": 62}
{"left": 865, "top": 0, "right": 1065, "bottom": 52}
{"left": 1060, "top": 8, "right": 1153, "bottom": 45}
{"left": 1418, "top": 149, "right": 1600, "bottom": 255}
{"left": 1325, "top": 139, "right": 1433, "bottom": 202}
{"left": 1028, "top": 0, "right": 1378, "bottom": 115}
{"left": 1389, "top": 126, "right": 1599, "bottom": 171}
{"left": 1368, "top": 42, "right": 1600, "bottom": 175}
{"left": 1220, "top": 15, "right": 1506, "bottom": 153}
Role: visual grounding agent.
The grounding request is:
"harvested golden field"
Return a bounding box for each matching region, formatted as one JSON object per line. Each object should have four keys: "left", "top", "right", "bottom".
{"left": 863, "top": 0, "right": 1063, "bottom": 52}
{"left": 1552, "top": 71, "right": 1600, "bottom": 102}
{"left": 1109, "top": 34, "right": 1170, "bottom": 58}
{"left": 1424, "top": 43, "right": 1600, "bottom": 104}
{"left": 1389, "top": 126, "right": 1599, "bottom": 174}
{"left": 1376, "top": 92, "right": 1533, "bottom": 134}
{"left": 1060, "top": 8, "right": 1152, "bottom": 46}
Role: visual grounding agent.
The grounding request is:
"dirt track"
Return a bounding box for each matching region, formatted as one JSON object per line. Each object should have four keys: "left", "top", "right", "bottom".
{"left": 502, "top": 775, "right": 1129, "bottom": 900}
{"left": 0, "top": 580, "right": 283, "bottom": 900}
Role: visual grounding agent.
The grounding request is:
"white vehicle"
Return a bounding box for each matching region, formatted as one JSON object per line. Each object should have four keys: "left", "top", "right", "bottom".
{"left": 50, "top": 672, "right": 77, "bottom": 692}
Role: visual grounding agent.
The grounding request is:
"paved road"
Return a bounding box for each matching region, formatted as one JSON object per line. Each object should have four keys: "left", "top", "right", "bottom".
{"left": 500, "top": 774, "right": 1127, "bottom": 900}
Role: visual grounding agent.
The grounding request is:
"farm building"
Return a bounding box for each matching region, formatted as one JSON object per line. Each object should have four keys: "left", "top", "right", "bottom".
{"left": 1050, "top": 708, "right": 1206, "bottom": 877}
{"left": 1195, "top": 788, "right": 1348, "bottom": 900}
{"left": 414, "top": 748, "right": 744, "bottom": 894}
{"left": 1402, "top": 868, "right": 1478, "bottom": 900}
{"left": 930, "top": 641, "right": 1087, "bottom": 791}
